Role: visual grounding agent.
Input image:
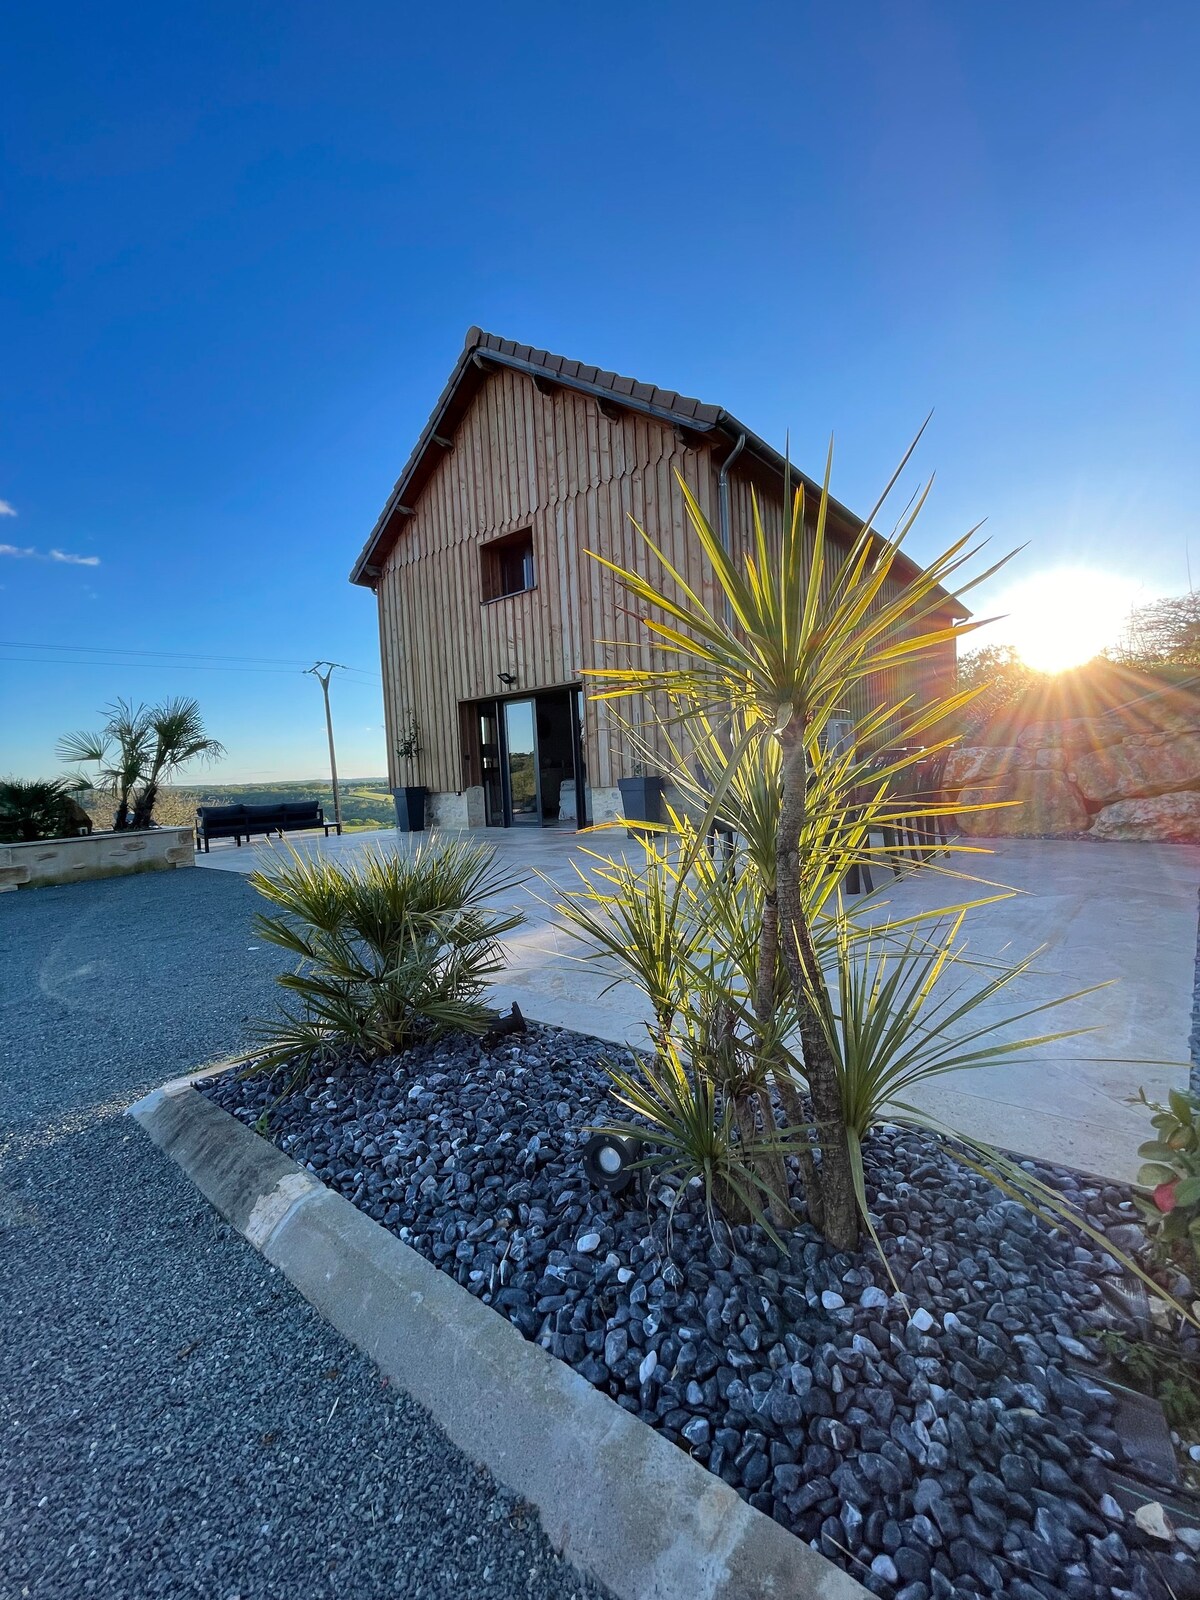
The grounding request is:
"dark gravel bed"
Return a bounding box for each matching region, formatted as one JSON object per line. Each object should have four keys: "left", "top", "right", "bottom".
{"left": 206, "top": 1023, "right": 1200, "bottom": 1600}
{"left": 1, "top": 873, "right": 603, "bottom": 1600}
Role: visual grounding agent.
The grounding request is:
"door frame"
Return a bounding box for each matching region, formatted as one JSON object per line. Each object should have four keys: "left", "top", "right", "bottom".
{"left": 469, "top": 683, "right": 588, "bottom": 829}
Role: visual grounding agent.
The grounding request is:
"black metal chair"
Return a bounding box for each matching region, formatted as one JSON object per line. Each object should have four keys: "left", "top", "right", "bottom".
{"left": 870, "top": 749, "right": 951, "bottom": 873}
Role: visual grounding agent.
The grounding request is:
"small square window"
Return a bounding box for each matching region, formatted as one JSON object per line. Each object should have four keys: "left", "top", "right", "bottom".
{"left": 481, "top": 528, "right": 535, "bottom": 601}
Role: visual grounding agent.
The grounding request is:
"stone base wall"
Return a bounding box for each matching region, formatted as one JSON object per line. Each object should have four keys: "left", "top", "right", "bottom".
{"left": 945, "top": 706, "right": 1200, "bottom": 842}
{"left": 418, "top": 786, "right": 623, "bottom": 829}
{"left": 425, "top": 788, "right": 486, "bottom": 829}
{"left": 588, "top": 786, "right": 622, "bottom": 826}
{"left": 0, "top": 826, "right": 196, "bottom": 891}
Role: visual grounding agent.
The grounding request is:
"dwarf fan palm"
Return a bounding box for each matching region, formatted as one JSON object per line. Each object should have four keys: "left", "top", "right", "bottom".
{"left": 247, "top": 836, "right": 524, "bottom": 1083}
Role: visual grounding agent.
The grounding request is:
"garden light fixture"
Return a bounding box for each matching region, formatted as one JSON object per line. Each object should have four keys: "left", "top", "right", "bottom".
{"left": 582, "top": 1132, "right": 638, "bottom": 1195}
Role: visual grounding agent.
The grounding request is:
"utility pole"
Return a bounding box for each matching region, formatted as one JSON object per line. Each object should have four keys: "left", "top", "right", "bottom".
{"left": 306, "top": 662, "right": 345, "bottom": 834}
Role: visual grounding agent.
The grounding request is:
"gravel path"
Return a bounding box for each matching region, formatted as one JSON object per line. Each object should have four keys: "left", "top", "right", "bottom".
{"left": 0, "top": 871, "right": 603, "bottom": 1600}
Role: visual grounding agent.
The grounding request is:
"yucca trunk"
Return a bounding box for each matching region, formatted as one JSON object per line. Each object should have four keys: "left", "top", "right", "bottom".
{"left": 708, "top": 996, "right": 790, "bottom": 1227}
{"left": 754, "top": 887, "right": 824, "bottom": 1232}
{"left": 775, "top": 722, "right": 858, "bottom": 1251}
{"left": 712, "top": 1168, "right": 752, "bottom": 1227}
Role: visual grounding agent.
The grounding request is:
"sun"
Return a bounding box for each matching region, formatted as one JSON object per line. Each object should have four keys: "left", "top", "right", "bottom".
{"left": 986, "top": 567, "right": 1146, "bottom": 675}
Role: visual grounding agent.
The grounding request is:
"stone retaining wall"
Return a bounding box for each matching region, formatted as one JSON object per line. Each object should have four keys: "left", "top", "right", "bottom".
{"left": 0, "top": 826, "right": 195, "bottom": 891}
{"left": 945, "top": 707, "right": 1200, "bottom": 841}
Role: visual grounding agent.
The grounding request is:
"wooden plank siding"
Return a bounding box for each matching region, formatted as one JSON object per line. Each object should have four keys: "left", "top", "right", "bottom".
{"left": 376, "top": 369, "right": 719, "bottom": 794}
{"left": 375, "top": 366, "right": 956, "bottom": 798}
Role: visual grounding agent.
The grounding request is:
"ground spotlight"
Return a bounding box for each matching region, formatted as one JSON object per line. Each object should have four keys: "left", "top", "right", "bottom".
{"left": 581, "top": 1133, "right": 639, "bottom": 1195}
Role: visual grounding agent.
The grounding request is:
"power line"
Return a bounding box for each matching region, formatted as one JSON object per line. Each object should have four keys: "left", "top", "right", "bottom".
{"left": 0, "top": 652, "right": 381, "bottom": 681}
{"left": 0, "top": 640, "right": 313, "bottom": 666}
{"left": 0, "top": 655, "right": 306, "bottom": 676}
{"left": 0, "top": 640, "right": 381, "bottom": 678}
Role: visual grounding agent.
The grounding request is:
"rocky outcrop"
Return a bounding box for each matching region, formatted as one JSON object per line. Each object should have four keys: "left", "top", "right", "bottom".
{"left": 955, "top": 769, "right": 1091, "bottom": 838}
{"left": 1013, "top": 715, "right": 1128, "bottom": 753}
{"left": 943, "top": 746, "right": 1065, "bottom": 788}
{"left": 1091, "top": 794, "right": 1200, "bottom": 842}
{"left": 1070, "top": 733, "right": 1200, "bottom": 806}
{"left": 943, "top": 699, "right": 1200, "bottom": 842}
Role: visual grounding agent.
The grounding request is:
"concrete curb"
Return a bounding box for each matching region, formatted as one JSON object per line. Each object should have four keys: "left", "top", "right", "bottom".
{"left": 128, "top": 1079, "right": 867, "bottom": 1600}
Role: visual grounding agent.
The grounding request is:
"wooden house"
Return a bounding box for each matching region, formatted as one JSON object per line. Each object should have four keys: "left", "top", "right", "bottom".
{"left": 350, "top": 328, "right": 962, "bottom": 829}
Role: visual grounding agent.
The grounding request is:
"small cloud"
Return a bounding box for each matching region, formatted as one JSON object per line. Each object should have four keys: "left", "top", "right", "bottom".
{"left": 0, "top": 542, "right": 100, "bottom": 566}
{"left": 0, "top": 500, "right": 16, "bottom": 517}
{"left": 49, "top": 548, "right": 101, "bottom": 567}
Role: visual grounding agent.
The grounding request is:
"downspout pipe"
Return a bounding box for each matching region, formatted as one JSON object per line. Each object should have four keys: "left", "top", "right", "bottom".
{"left": 717, "top": 429, "right": 747, "bottom": 561}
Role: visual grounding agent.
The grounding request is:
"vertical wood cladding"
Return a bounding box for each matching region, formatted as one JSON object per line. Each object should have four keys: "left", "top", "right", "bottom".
{"left": 376, "top": 369, "right": 956, "bottom": 793}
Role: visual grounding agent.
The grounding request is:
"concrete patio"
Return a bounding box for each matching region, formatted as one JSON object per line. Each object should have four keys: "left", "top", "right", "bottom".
{"left": 196, "top": 827, "right": 1200, "bottom": 1182}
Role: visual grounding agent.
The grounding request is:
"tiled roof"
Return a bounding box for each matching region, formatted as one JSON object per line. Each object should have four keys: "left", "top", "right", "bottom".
{"left": 470, "top": 330, "right": 725, "bottom": 427}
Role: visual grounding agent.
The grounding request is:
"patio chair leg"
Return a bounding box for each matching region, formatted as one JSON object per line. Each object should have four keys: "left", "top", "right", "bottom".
{"left": 880, "top": 823, "right": 902, "bottom": 876}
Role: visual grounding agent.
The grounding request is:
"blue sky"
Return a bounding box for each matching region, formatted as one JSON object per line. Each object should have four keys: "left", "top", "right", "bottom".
{"left": 3, "top": 3, "right": 1197, "bottom": 781}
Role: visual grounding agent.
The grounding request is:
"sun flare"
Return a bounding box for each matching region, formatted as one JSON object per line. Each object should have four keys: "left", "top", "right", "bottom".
{"left": 984, "top": 567, "right": 1147, "bottom": 675}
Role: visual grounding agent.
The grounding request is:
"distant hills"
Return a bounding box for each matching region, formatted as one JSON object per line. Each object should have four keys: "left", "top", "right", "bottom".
{"left": 83, "top": 777, "right": 395, "bottom": 833}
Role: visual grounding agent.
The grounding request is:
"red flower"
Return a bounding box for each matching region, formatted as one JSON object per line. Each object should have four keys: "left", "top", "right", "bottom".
{"left": 1154, "top": 1180, "right": 1179, "bottom": 1213}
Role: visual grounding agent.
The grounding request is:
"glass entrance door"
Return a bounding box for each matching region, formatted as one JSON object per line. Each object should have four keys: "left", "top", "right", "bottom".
{"left": 474, "top": 689, "right": 586, "bottom": 828}
{"left": 503, "top": 698, "right": 540, "bottom": 825}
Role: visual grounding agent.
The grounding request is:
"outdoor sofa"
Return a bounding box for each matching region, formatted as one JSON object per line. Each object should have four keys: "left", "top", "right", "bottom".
{"left": 194, "top": 801, "right": 341, "bottom": 852}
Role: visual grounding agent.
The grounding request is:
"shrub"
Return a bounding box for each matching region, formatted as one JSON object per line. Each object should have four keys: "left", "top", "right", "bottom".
{"left": 1132, "top": 1085, "right": 1200, "bottom": 1277}
{"left": 246, "top": 836, "right": 523, "bottom": 1083}
{"left": 570, "top": 439, "right": 1200, "bottom": 1323}
{"left": 0, "top": 777, "right": 82, "bottom": 843}
{"left": 581, "top": 441, "right": 1000, "bottom": 1247}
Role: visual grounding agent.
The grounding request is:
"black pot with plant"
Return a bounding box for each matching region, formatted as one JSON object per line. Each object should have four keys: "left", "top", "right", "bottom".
{"left": 393, "top": 715, "right": 427, "bottom": 832}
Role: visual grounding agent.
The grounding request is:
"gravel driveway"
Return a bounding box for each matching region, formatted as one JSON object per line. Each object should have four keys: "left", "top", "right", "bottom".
{"left": 0, "top": 869, "right": 603, "bottom": 1600}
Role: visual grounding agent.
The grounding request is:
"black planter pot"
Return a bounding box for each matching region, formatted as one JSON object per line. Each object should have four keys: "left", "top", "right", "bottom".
{"left": 617, "top": 775, "right": 664, "bottom": 835}
{"left": 393, "top": 786, "right": 427, "bottom": 832}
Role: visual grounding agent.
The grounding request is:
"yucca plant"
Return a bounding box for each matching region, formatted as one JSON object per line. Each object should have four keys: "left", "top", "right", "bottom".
{"left": 553, "top": 703, "right": 1015, "bottom": 1239}
{"left": 596, "top": 1015, "right": 802, "bottom": 1241}
{"left": 553, "top": 837, "right": 706, "bottom": 1042}
{"left": 792, "top": 910, "right": 1200, "bottom": 1323}
{"left": 584, "top": 440, "right": 1006, "bottom": 1247}
{"left": 554, "top": 812, "right": 802, "bottom": 1226}
{"left": 246, "top": 836, "right": 523, "bottom": 1083}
